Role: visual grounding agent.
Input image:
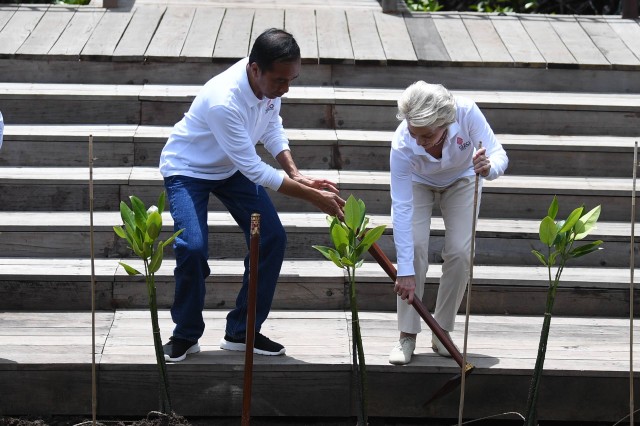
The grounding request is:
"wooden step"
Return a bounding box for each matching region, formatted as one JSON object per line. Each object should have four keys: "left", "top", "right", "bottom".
{"left": 0, "top": 309, "right": 637, "bottom": 422}
{"left": 0, "top": 211, "right": 633, "bottom": 267}
{"left": 1, "top": 83, "right": 639, "bottom": 135}
{"left": 0, "top": 167, "right": 635, "bottom": 221}
{"left": 2, "top": 124, "right": 637, "bottom": 177}
{"left": 0, "top": 257, "right": 637, "bottom": 316}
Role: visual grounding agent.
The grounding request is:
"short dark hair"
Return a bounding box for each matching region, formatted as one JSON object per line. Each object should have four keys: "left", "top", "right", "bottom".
{"left": 249, "top": 28, "right": 300, "bottom": 72}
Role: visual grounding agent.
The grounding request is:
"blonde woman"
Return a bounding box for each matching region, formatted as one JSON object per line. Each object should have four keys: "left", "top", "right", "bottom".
{"left": 389, "top": 81, "right": 508, "bottom": 365}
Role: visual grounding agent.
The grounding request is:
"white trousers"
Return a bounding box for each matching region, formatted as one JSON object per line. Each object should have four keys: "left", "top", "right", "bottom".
{"left": 397, "top": 177, "right": 481, "bottom": 333}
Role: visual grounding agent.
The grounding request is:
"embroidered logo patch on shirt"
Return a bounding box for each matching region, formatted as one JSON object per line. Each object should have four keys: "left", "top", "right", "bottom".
{"left": 457, "top": 136, "right": 471, "bottom": 151}
{"left": 265, "top": 100, "right": 275, "bottom": 113}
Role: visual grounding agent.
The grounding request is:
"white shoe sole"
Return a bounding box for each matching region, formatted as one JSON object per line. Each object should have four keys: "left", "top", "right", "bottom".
{"left": 219, "top": 338, "right": 285, "bottom": 356}
{"left": 431, "top": 341, "right": 454, "bottom": 358}
{"left": 164, "top": 343, "right": 200, "bottom": 362}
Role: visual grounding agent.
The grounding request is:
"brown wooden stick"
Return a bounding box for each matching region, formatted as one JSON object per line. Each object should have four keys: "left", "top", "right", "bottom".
{"left": 242, "top": 213, "right": 260, "bottom": 426}
{"left": 367, "top": 242, "right": 465, "bottom": 368}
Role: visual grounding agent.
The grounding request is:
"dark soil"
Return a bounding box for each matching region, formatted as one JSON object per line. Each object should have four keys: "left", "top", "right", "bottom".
{"left": 0, "top": 416, "right": 625, "bottom": 426}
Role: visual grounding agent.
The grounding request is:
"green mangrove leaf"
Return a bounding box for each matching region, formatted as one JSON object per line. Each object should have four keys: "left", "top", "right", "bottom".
{"left": 531, "top": 250, "right": 547, "bottom": 266}
{"left": 547, "top": 196, "right": 558, "bottom": 220}
{"left": 574, "top": 205, "right": 601, "bottom": 240}
{"left": 570, "top": 240, "right": 603, "bottom": 258}
{"left": 326, "top": 215, "right": 337, "bottom": 227}
{"left": 313, "top": 245, "right": 333, "bottom": 259}
{"left": 330, "top": 221, "right": 349, "bottom": 254}
{"left": 120, "top": 201, "right": 136, "bottom": 231}
{"left": 113, "top": 225, "right": 127, "bottom": 239}
{"left": 143, "top": 241, "right": 152, "bottom": 259}
{"left": 355, "top": 259, "right": 364, "bottom": 269}
{"left": 119, "top": 262, "right": 142, "bottom": 276}
{"left": 162, "top": 229, "right": 184, "bottom": 249}
{"left": 146, "top": 211, "right": 162, "bottom": 240}
{"left": 130, "top": 196, "right": 148, "bottom": 232}
{"left": 559, "top": 206, "right": 583, "bottom": 233}
{"left": 548, "top": 250, "right": 559, "bottom": 266}
{"left": 341, "top": 256, "right": 354, "bottom": 267}
{"left": 124, "top": 223, "right": 143, "bottom": 257}
{"left": 358, "top": 225, "right": 386, "bottom": 253}
{"left": 539, "top": 216, "right": 557, "bottom": 247}
{"left": 357, "top": 217, "right": 370, "bottom": 238}
{"left": 327, "top": 248, "right": 345, "bottom": 268}
{"left": 344, "top": 195, "right": 363, "bottom": 233}
{"left": 149, "top": 245, "right": 163, "bottom": 274}
{"left": 357, "top": 198, "right": 366, "bottom": 229}
{"left": 314, "top": 245, "right": 345, "bottom": 268}
{"left": 157, "top": 191, "right": 166, "bottom": 215}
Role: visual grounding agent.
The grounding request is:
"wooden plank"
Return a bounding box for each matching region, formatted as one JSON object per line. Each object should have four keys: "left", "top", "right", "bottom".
{"left": 48, "top": 8, "right": 105, "bottom": 58}
{"left": 604, "top": 16, "right": 640, "bottom": 62}
{"left": 403, "top": 15, "right": 450, "bottom": 63}
{"left": 547, "top": 15, "right": 609, "bottom": 67}
{"left": 284, "top": 8, "right": 318, "bottom": 62}
{"left": 81, "top": 9, "right": 133, "bottom": 58}
{"left": 16, "top": 6, "right": 75, "bottom": 57}
{"left": 112, "top": 5, "right": 166, "bottom": 61}
{"left": 488, "top": 14, "right": 544, "bottom": 65}
{"left": 578, "top": 16, "right": 640, "bottom": 67}
{"left": 346, "top": 10, "right": 386, "bottom": 64}
{"left": 315, "top": 9, "right": 354, "bottom": 64}
{"left": 460, "top": 14, "right": 512, "bottom": 64}
{"left": 0, "top": 129, "right": 135, "bottom": 168}
{"left": 519, "top": 14, "right": 576, "bottom": 65}
{"left": 145, "top": 6, "right": 195, "bottom": 61}
{"left": 373, "top": 10, "right": 417, "bottom": 63}
{"left": 249, "top": 8, "right": 284, "bottom": 49}
{"left": 431, "top": 13, "right": 481, "bottom": 63}
{"left": 212, "top": 8, "right": 254, "bottom": 59}
{"left": 0, "top": 6, "right": 46, "bottom": 55}
{"left": 180, "top": 7, "right": 224, "bottom": 61}
{"left": 0, "top": 6, "right": 18, "bottom": 32}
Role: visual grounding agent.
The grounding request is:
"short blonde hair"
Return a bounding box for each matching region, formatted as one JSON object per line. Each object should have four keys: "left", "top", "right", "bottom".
{"left": 397, "top": 81, "right": 456, "bottom": 128}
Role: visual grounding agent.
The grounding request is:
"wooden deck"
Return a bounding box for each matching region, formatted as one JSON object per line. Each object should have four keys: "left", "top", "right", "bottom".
{"left": 0, "top": 2, "right": 639, "bottom": 91}
{"left": 1, "top": 309, "right": 638, "bottom": 422}
{"left": 1, "top": 1, "right": 640, "bottom": 423}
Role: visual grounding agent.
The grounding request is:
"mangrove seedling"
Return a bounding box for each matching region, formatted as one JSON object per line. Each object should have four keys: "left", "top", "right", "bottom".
{"left": 113, "top": 192, "right": 184, "bottom": 413}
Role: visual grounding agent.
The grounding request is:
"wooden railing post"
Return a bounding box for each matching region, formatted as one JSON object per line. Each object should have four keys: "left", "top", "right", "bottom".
{"left": 102, "top": 0, "right": 118, "bottom": 8}
{"left": 381, "top": 0, "right": 398, "bottom": 13}
{"left": 622, "top": 0, "right": 639, "bottom": 19}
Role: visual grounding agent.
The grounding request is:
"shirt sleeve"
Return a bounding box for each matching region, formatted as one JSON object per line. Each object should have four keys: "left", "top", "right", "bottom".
{"left": 467, "top": 102, "right": 508, "bottom": 180}
{"left": 206, "top": 105, "right": 284, "bottom": 190}
{"left": 390, "top": 134, "right": 416, "bottom": 277}
{"left": 260, "top": 102, "right": 290, "bottom": 158}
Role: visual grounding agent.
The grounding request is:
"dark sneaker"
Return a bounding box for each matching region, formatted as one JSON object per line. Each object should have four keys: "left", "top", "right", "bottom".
{"left": 163, "top": 336, "right": 200, "bottom": 362}
{"left": 220, "top": 332, "right": 285, "bottom": 356}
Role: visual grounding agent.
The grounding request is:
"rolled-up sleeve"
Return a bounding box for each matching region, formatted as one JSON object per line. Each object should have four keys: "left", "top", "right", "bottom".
{"left": 206, "top": 105, "right": 284, "bottom": 190}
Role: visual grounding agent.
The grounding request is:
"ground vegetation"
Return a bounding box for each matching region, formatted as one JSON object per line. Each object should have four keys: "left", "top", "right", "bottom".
{"left": 405, "top": 0, "right": 623, "bottom": 14}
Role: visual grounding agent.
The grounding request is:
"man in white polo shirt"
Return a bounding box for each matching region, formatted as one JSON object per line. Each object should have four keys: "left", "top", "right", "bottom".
{"left": 159, "top": 28, "right": 345, "bottom": 362}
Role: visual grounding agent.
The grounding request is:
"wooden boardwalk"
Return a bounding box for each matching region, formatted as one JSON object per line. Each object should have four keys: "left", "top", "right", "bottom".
{"left": 0, "top": 2, "right": 638, "bottom": 69}
{"left": 1, "top": 1, "right": 640, "bottom": 423}
{"left": 1, "top": 309, "right": 638, "bottom": 421}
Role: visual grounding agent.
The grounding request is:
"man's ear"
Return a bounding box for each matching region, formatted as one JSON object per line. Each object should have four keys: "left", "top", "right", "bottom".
{"left": 249, "top": 62, "right": 261, "bottom": 78}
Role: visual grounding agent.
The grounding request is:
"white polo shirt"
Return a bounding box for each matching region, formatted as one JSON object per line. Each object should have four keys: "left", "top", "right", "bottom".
{"left": 159, "top": 58, "right": 289, "bottom": 191}
{"left": 390, "top": 96, "right": 509, "bottom": 276}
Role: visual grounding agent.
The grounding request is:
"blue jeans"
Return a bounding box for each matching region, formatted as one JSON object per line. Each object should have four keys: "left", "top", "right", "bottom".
{"left": 164, "top": 172, "right": 286, "bottom": 342}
